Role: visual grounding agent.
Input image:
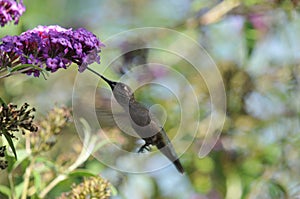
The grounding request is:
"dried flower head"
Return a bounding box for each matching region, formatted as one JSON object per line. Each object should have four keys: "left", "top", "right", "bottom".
{"left": 0, "top": 0, "right": 25, "bottom": 27}
{"left": 0, "top": 102, "right": 38, "bottom": 137}
{"left": 57, "top": 176, "right": 111, "bottom": 199}
{"left": 0, "top": 145, "right": 6, "bottom": 157}
{"left": 30, "top": 106, "right": 72, "bottom": 154}
{"left": 0, "top": 159, "right": 8, "bottom": 170}
{"left": 0, "top": 25, "right": 104, "bottom": 77}
{"left": 0, "top": 146, "right": 7, "bottom": 170}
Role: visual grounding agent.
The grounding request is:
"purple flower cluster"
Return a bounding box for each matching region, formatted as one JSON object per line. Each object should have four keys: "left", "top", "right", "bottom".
{"left": 0, "top": 25, "right": 104, "bottom": 76}
{"left": 0, "top": 0, "right": 25, "bottom": 27}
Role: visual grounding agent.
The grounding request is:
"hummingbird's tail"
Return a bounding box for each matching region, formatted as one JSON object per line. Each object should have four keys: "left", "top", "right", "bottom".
{"left": 173, "top": 159, "right": 185, "bottom": 174}
{"left": 157, "top": 143, "right": 184, "bottom": 174}
{"left": 156, "top": 130, "right": 184, "bottom": 174}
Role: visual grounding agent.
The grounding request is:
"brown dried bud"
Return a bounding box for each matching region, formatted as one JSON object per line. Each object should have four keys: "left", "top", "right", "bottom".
{"left": 57, "top": 176, "right": 111, "bottom": 199}
{"left": 30, "top": 106, "right": 72, "bottom": 154}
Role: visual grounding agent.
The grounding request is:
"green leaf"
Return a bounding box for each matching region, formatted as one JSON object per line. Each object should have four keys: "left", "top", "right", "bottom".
{"left": 40, "top": 70, "right": 50, "bottom": 80}
{"left": 68, "top": 169, "right": 96, "bottom": 178}
{"left": 110, "top": 184, "right": 118, "bottom": 196}
{"left": 9, "top": 64, "right": 34, "bottom": 73}
{"left": 5, "top": 154, "right": 17, "bottom": 173}
{"left": 35, "top": 157, "right": 57, "bottom": 170}
{"left": 0, "top": 97, "right": 6, "bottom": 105}
{"left": 268, "top": 180, "right": 288, "bottom": 198}
{"left": 3, "top": 131, "right": 17, "bottom": 160}
{"left": 10, "top": 149, "right": 30, "bottom": 171}
{"left": 15, "top": 181, "right": 24, "bottom": 199}
{"left": 0, "top": 185, "right": 11, "bottom": 198}
{"left": 9, "top": 64, "right": 50, "bottom": 80}
{"left": 10, "top": 64, "right": 48, "bottom": 73}
{"left": 30, "top": 194, "right": 40, "bottom": 199}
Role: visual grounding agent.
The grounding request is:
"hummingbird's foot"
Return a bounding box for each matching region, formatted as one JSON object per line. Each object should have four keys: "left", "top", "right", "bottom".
{"left": 138, "top": 143, "right": 151, "bottom": 153}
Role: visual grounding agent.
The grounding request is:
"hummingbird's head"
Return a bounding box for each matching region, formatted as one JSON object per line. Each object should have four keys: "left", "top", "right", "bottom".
{"left": 86, "top": 68, "right": 134, "bottom": 106}
{"left": 112, "top": 82, "right": 134, "bottom": 108}
{"left": 95, "top": 71, "right": 134, "bottom": 108}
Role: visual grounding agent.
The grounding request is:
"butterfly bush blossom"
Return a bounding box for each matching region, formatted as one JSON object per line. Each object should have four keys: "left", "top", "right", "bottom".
{"left": 0, "top": 0, "right": 25, "bottom": 27}
{"left": 0, "top": 25, "right": 104, "bottom": 77}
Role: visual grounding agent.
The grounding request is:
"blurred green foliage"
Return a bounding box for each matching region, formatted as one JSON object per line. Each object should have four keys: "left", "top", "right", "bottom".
{"left": 1, "top": 0, "right": 300, "bottom": 199}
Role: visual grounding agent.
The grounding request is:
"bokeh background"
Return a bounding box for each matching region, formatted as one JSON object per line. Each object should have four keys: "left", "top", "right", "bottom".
{"left": 1, "top": 0, "right": 300, "bottom": 198}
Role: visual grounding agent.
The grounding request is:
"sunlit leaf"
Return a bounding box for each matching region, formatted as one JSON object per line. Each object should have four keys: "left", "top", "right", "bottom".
{"left": 0, "top": 185, "right": 11, "bottom": 198}
{"left": 15, "top": 181, "right": 24, "bottom": 199}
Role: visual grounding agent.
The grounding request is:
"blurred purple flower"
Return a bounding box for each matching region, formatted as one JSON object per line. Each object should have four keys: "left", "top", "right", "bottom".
{"left": 249, "top": 13, "right": 269, "bottom": 33}
{"left": 0, "top": 0, "right": 25, "bottom": 27}
{"left": 0, "top": 25, "right": 104, "bottom": 77}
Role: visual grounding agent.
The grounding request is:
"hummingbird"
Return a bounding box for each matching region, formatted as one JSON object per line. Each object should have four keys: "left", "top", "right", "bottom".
{"left": 87, "top": 67, "right": 184, "bottom": 174}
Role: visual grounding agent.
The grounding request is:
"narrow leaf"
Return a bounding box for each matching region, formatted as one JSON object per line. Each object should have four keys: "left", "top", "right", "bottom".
{"left": 0, "top": 97, "right": 6, "bottom": 105}
{"left": 3, "top": 131, "right": 17, "bottom": 160}
{"left": 68, "top": 169, "right": 96, "bottom": 178}
{"left": 10, "top": 64, "right": 34, "bottom": 73}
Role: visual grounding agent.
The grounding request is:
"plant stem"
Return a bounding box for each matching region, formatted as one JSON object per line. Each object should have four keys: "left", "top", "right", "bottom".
{"left": 38, "top": 136, "right": 97, "bottom": 198}
{"left": 8, "top": 173, "right": 15, "bottom": 199}
{"left": 0, "top": 67, "right": 32, "bottom": 79}
{"left": 38, "top": 174, "right": 67, "bottom": 198}
{"left": 38, "top": 122, "right": 108, "bottom": 198}
{"left": 21, "top": 156, "right": 36, "bottom": 199}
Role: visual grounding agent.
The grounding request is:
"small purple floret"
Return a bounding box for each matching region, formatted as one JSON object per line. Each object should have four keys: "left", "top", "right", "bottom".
{"left": 0, "top": 0, "right": 25, "bottom": 27}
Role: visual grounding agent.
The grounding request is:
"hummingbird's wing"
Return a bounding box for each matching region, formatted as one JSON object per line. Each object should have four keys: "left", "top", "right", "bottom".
{"left": 128, "top": 100, "right": 151, "bottom": 126}
{"left": 95, "top": 89, "right": 139, "bottom": 138}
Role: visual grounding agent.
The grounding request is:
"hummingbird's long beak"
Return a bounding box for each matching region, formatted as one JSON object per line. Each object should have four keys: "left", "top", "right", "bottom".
{"left": 86, "top": 67, "right": 116, "bottom": 89}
